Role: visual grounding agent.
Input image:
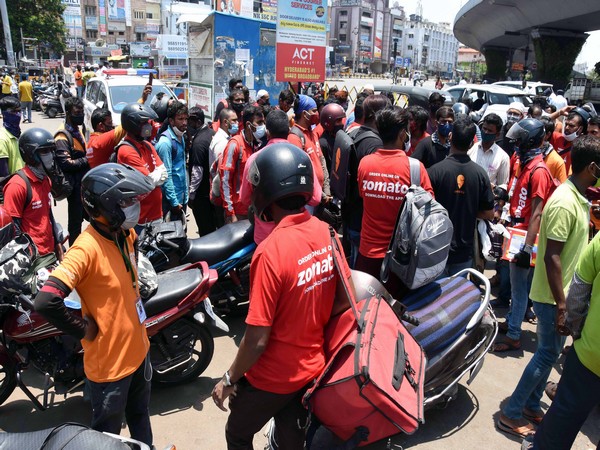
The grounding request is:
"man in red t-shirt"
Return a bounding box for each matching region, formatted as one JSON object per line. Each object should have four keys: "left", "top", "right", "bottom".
{"left": 211, "top": 144, "right": 351, "bottom": 449}
{"left": 116, "top": 103, "right": 166, "bottom": 229}
{"left": 549, "top": 108, "right": 589, "bottom": 174}
{"left": 3, "top": 128, "right": 60, "bottom": 257}
{"left": 496, "top": 119, "right": 553, "bottom": 353}
{"left": 357, "top": 106, "right": 432, "bottom": 297}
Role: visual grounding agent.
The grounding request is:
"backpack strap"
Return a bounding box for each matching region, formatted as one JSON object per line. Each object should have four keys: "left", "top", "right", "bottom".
{"left": 158, "top": 128, "right": 180, "bottom": 161}
{"left": 352, "top": 130, "right": 379, "bottom": 146}
{"left": 290, "top": 126, "right": 306, "bottom": 151}
{"left": 54, "top": 129, "right": 74, "bottom": 150}
{"left": 408, "top": 157, "right": 421, "bottom": 187}
{"left": 15, "top": 170, "right": 32, "bottom": 210}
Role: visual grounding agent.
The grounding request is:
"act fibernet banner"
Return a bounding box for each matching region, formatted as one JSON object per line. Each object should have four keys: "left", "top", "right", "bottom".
{"left": 276, "top": 0, "right": 327, "bottom": 83}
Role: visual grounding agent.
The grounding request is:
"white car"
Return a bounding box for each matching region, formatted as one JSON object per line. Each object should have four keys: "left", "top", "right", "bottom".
{"left": 444, "top": 84, "right": 532, "bottom": 124}
{"left": 492, "top": 80, "right": 553, "bottom": 97}
{"left": 83, "top": 74, "right": 176, "bottom": 139}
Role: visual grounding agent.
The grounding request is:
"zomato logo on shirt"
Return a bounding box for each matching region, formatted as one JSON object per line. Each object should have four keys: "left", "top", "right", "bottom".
{"left": 362, "top": 171, "right": 410, "bottom": 201}
{"left": 296, "top": 246, "right": 334, "bottom": 293}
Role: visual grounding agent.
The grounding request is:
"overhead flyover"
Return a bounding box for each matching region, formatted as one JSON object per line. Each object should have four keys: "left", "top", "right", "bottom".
{"left": 453, "top": 0, "right": 600, "bottom": 87}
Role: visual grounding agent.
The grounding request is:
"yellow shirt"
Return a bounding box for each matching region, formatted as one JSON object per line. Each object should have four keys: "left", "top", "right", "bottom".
{"left": 2, "top": 75, "right": 12, "bottom": 94}
{"left": 52, "top": 226, "right": 149, "bottom": 383}
{"left": 18, "top": 81, "right": 33, "bottom": 102}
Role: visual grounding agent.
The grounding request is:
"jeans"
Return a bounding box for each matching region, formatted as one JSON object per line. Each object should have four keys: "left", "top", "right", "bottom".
{"left": 533, "top": 349, "right": 600, "bottom": 450}
{"left": 20, "top": 101, "right": 32, "bottom": 122}
{"left": 443, "top": 258, "right": 473, "bottom": 278}
{"left": 496, "top": 258, "right": 511, "bottom": 302}
{"left": 503, "top": 302, "right": 566, "bottom": 419}
{"left": 76, "top": 86, "right": 84, "bottom": 98}
{"left": 88, "top": 356, "right": 153, "bottom": 446}
{"left": 67, "top": 187, "right": 85, "bottom": 246}
{"left": 191, "top": 196, "right": 216, "bottom": 236}
{"left": 506, "top": 262, "right": 533, "bottom": 341}
{"left": 345, "top": 227, "right": 360, "bottom": 269}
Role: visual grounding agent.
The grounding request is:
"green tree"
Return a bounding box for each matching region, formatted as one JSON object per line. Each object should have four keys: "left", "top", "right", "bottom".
{"left": 2, "top": 0, "right": 67, "bottom": 59}
{"left": 594, "top": 61, "right": 600, "bottom": 79}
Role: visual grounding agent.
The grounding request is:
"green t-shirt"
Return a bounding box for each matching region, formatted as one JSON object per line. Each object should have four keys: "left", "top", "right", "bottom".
{"left": 0, "top": 127, "right": 25, "bottom": 174}
{"left": 530, "top": 180, "right": 590, "bottom": 304}
{"left": 574, "top": 231, "right": 600, "bottom": 377}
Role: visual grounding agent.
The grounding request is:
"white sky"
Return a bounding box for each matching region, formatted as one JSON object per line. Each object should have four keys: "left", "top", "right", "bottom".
{"left": 398, "top": 0, "right": 599, "bottom": 69}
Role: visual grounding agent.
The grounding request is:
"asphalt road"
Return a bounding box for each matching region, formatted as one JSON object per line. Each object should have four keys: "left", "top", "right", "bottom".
{"left": 0, "top": 107, "right": 598, "bottom": 449}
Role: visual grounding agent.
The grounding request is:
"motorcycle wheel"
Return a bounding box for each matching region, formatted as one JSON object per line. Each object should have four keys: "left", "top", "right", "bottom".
{"left": 150, "top": 318, "right": 214, "bottom": 385}
{"left": 46, "top": 107, "right": 58, "bottom": 118}
{"left": 0, "top": 357, "right": 17, "bottom": 406}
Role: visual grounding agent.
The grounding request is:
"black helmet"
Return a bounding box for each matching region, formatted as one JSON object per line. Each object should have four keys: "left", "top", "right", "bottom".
{"left": 452, "top": 102, "right": 470, "bottom": 116}
{"left": 81, "top": 163, "right": 154, "bottom": 231}
{"left": 248, "top": 143, "right": 313, "bottom": 218}
{"left": 150, "top": 92, "right": 170, "bottom": 123}
{"left": 572, "top": 106, "right": 591, "bottom": 124}
{"left": 506, "top": 118, "right": 545, "bottom": 150}
{"left": 120, "top": 103, "right": 158, "bottom": 139}
{"left": 18, "top": 128, "right": 56, "bottom": 166}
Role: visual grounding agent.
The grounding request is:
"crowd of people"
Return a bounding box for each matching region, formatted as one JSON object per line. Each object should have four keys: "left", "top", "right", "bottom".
{"left": 0, "top": 75, "right": 599, "bottom": 449}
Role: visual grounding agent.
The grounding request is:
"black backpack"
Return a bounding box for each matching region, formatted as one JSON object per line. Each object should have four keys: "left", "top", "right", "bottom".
{"left": 0, "top": 170, "right": 32, "bottom": 206}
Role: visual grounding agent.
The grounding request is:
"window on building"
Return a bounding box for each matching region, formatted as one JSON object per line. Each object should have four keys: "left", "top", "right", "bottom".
{"left": 134, "top": 10, "right": 145, "bottom": 20}
{"left": 119, "top": 32, "right": 125, "bottom": 35}
{"left": 108, "top": 31, "right": 114, "bottom": 35}
{"left": 340, "top": 10, "right": 348, "bottom": 16}
{"left": 339, "top": 33, "right": 347, "bottom": 42}
{"left": 340, "top": 20, "right": 347, "bottom": 30}
{"left": 408, "top": 33, "right": 414, "bottom": 39}
{"left": 408, "top": 45, "right": 413, "bottom": 50}
{"left": 424, "top": 35, "right": 429, "bottom": 42}
{"left": 136, "top": 32, "right": 145, "bottom": 41}
{"left": 86, "top": 30, "right": 98, "bottom": 39}
{"left": 363, "top": 12, "right": 371, "bottom": 18}
{"left": 84, "top": 5, "right": 96, "bottom": 16}
{"left": 146, "top": 12, "right": 154, "bottom": 19}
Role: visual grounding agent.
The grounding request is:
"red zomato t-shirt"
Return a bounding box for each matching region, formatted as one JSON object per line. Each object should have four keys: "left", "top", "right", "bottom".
{"left": 508, "top": 155, "right": 553, "bottom": 230}
{"left": 117, "top": 139, "right": 163, "bottom": 224}
{"left": 288, "top": 125, "right": 326, "bottom": 189}
{"left": 550, "top": 131, "right": 573, "bottom": 174}
{"left": 245, "top": 210, "right": 350, "bottom": 394}
{"left": 3, "top": 167, "right": 54, "bottom": 254}
{"left": 358, "top": 150, "right": 433, "bottom": 258}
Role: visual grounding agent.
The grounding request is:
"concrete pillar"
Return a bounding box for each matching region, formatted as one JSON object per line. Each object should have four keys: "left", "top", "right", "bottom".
{"left": 482, "top": 47, "right": 509, "bottom": 81}
{"left": 533, "top": 32, "right": 588, "bottom": 90}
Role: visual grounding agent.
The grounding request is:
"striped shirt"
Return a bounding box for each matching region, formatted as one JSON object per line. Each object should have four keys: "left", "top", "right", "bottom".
{"left": 468, "top": 142, "right": 510, "bottom": 187}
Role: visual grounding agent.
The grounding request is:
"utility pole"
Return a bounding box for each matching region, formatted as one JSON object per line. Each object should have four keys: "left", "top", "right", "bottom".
{"left": 0, "top": 0, "right": 16, "bottom": 66}
{"left": 20, "top": 27, "right": 25, "bottom": 57}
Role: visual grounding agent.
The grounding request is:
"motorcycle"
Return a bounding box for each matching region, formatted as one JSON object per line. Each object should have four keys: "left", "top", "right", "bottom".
{"left": 266, "top": 268, "right": 497, "bottom": 448}
{"left": 0, "top": 261, "right": 222, "bottom": 411}
{"left": 139, "top": 220, "right": 256, "bottom": 315}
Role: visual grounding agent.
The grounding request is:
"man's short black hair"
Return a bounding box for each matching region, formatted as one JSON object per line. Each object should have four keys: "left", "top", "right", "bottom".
{"left": 188, "top": 106, "right": 205, "bottom": 125}
{"left": 435, "top": 106, "right": 454, "bottom": 121}
{"left": 266, "top": 109, "right": 289, "bottom": 139}
{"left": 407, "top": 105, "right": 429, "bottom": 133}
{"left": 64, "top": 96, "right": 84, "bottom": 115}
{"left": 568, "top": 111, "right": 588, "bottom": 133}
{"left": 353, "top": 91, "right": 370, "bottom": 122}
{"left": 451, "top": 117, "right": 476, "bottom": 152}
{"left": 589, "top": 116, "right": 600, "bottom": 128}
{"left": 571, "top": 135, "right": 600, "bottom": 174}
{"left": 0, "top": 96, "right": 20, "bottom": 112}
{"left": 428, "top": 92, "right": 445, "bottom": 105}
{"left": 482, "top": 113, "right": 503, "bottom": 133}
{"left": 362, "top": 94, "right": 391, "bottom": 123}
{"left": 91, "top": 108, "right": 112, "bottom": 130}
{"left": 376, "top": 106, "right": 409, "bottom": 145}
{"left": 540, "top": 116, "right": 555, "bottom": 135}
{"left": 242, "top": 105, "right": 264, "bottom": 124}
{"left": 229, "top": 78, "right": 242, "bottom": 90}
{"left": 219, "top": 108, "right": 235, "bottom": 123}
{"left": 279, "top": 89, "right": 295, "bottom": 104}
{"left": 229, "top": 89, "right": 245, "bottom": 103}
{"left": 167, "top": 100, "right": 188, "bottom": 119}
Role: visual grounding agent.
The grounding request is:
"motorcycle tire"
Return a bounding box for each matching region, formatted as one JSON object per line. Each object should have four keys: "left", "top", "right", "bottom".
{"left": 150, "top": 318, "right": 214, "bottom": 385}
{"left": 46, "top": 107, "right": 58, "bottom": 119}
{"left": 0, "top": 357, "right": 17, "bottom": 406}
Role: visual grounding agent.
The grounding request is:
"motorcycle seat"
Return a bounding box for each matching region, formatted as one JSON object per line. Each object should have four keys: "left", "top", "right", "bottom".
{"left": 402, "top": 276, "right": 481, "bottom": 358}
{"left": 183, "top": 220, "right": 254, "bottom": 267}
{"left": 143, "top": 268, "right": 203, "bottom": 317}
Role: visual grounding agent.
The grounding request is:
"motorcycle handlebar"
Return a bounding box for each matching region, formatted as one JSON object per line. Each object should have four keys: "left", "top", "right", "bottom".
{"left": 401, "top": 312, "right": 420, "bottom": 327}
{"left": 18, "top": 294, "right": 35, "bottom": 311}
{"left": 161, "top": 237, "right": 180, "bottom": 250}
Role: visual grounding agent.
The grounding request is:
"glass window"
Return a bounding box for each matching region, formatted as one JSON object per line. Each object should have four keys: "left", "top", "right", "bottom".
{"left": 109, "top": 85, "right": 172, "bottom": 113}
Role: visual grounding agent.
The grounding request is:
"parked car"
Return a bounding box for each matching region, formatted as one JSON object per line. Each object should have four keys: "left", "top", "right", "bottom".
{"left": 372, "top": 85, "right": 453, "bottom": 110}
{"left": 492, "top": 80, "right": 554, "bottom": 97}
{"left": 82, "top": 73, "right": 176, "bottom": 139}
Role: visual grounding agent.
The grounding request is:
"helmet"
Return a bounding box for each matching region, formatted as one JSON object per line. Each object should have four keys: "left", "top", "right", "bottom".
{"left": 81, "top": 163, "right": 155, "bottom": 230}
{"left": 248, "top": 143, "right": 313, "bottom": 218}
{"left": 0, "top": 206, "right": 15, "bottom": 248}
{"left": 320, "top": 103, "right": 346, "bottom": 132}
{"left": 506, "top": 118, "right": 545, "bottom": 150}
{"left": 150, "top": 92, "right": 171, "bottom": 123}
{"left": 18, "top": 128, "right": 56, "bottom": 166}
{"left": 452, "top": 102, "right": 470, "bottom": 116}
{"left": 572, "top": 106, "right": 592, "bottom": 123}
{"left": 120, "top": 103, "right": 158, "bottom": 138}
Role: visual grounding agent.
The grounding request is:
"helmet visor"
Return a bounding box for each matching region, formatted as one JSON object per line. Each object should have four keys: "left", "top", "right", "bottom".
{"left": 247, "top": 160, "right": 260, "bottom": 187}
{"left": 118, "top": 193, "right": 150, "bottom": 208}
{"left": 505, "top": 121, "right": 529, "bottom": 143}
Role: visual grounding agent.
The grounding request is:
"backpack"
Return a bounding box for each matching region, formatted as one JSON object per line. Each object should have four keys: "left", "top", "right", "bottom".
{"left": 156, "top": 129, "right": 181, "bottom": 162}
{"left": 329, "top": 129, "right": 354, "bottom": 201}
{"left": 109, "top": 138, "right": 152, "bottom": 163}
{"left": 289, "top": 125, "right": 306, "bottom": 150}
{"left": 0, "top": 170, "right": 32, "bottom": 207}
{"left": 529, "top": 161, "right": 560, "bottom": 200}
{"left": 380, "top": 158, "right": 454, "bottom": 290}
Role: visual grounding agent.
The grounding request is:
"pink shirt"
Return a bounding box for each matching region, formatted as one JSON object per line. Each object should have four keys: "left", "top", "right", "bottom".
{"left": 239, "top": 138, "right": 323, "bottom": 245}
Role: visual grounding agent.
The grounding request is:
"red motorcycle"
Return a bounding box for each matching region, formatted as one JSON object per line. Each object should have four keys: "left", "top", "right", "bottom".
{"left": 0, "top": 261, "right": 220, "bottom": 411}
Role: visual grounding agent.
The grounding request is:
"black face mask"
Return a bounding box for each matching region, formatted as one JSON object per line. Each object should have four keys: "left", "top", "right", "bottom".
{"left": 332, "top": 124, "right": 344, "bottom": 135}
{"left": 71, "top": 114, "right": 85, "bottom": 126}
{"left": 232, "top": 102, "right": 246, "bottom": 113}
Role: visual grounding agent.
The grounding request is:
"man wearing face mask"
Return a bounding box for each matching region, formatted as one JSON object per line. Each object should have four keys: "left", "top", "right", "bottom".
{"left": 0, "top": 96, "right": 25, "bottom": 177}
{"left": 318, "top": 102, "right": 346, "bottom": 172}
{"left": 3, "top": 129, "right": 62, "bottom": 259}
{"left": 219, "top": 105, "right": 265, "bottom": 223}
{"left": 468, "top": 113, "right": 509, "bottom": 187}
{"left": 155, "top": 101, "right": 189, "bottom": 221}
{"left": 406, "top": 105, "right": 430, "bottom": 157}
{"left": 550, "top": 107, "right": 590, "bottom": 174}
{"left": 55, "top": 97, "right": 89, "bottom": 245}
{"left": 499, "top": 102, "right": 526, "bottom": 158}
{"left": 117, "top": 103, "right": 167, "bottom": 232}
{"left": 254, "top": 89, "right": 270, "bottom": 108}
{"left": 426, "top": 92, "right": 445, "bottom": 135}
{"left": 413, "top": 106, "right": 455, "bottom": 169}
{"left": 34, "top": 164, "right": 155, "bottom": 448}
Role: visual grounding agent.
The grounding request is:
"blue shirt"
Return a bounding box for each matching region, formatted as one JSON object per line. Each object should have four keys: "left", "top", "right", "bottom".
{"left": 155, "top": 127, "right": 188, "bottom": 207}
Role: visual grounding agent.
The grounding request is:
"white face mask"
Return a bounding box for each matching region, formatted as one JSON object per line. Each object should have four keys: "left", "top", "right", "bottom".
{"left": 121, "top": 203, "right": 141, "bottom": 230}
{"left": 173, "top": 126, "right": 185, "bottom": 138}
{"left": 39, "top": 153, "right": 54, "bottom": 170}
{"left": 253, "top": 124, "right": 266, "bottom": 141}
{"left": 404, "top": 130, "right": 411, "bottom": 153}
{"left": 562, "top": 128, "right": 579, "bottom": 142}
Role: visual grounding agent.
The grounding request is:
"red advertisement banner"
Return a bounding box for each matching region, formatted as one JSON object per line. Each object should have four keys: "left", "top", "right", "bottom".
{"left": 276, "top": 42, "right": 326, "bottom": 83}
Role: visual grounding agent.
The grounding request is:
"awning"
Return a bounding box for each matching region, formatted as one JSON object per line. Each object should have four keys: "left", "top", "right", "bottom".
{"left": 108, "top": 55, "right": 128, "bottom": 61}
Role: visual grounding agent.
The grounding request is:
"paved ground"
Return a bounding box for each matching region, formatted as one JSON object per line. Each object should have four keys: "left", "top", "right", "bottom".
{"left": 0, "top": 109, "right": 598, "bottom": 449}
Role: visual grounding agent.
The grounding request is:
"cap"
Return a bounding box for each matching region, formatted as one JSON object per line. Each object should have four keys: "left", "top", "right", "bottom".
{"left": 256, "top": 89, "right": 268, "bottom": 99}
{"left": 508, "top": 102, "right": 526, "bottom": 114}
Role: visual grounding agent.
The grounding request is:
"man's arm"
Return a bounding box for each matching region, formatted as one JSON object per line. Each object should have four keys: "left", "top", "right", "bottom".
{"left": 55, "top": 136, "right": 89, "bottom": 173}
{"left": 544, "top": 239, "right": 569, "bottom": 334}
{"left": 219, "top": 141, "right": 239, "bottom": 220}
{"left": 525, "top": 197, "right": 543, "bottom": 246}
{"left": 0, "top": 158, "right": 8, "bottom": 178}
{"left": 155, "top": 138, "right": 179, "bottom": 208}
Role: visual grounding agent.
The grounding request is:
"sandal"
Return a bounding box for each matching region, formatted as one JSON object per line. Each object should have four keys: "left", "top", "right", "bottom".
{"left": 497, "top": 416, "right": 535, "bottom": 438}
{"left": 523, "top": 408, "right": 544, "bottom": 425}
{"left": 493, "top": 339, "right": 521, "bottom": 352}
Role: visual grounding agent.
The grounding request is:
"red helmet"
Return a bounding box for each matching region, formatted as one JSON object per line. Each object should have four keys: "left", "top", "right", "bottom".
{"left": 320, "top": 103, "right": 346, "bottom": 133}
{"left": 0, "top": 206, "right": 15, "bottom": 248}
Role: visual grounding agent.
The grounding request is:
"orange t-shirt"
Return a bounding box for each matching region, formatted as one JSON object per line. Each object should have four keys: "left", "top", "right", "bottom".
{"left": 288, "top": 125, "right": 325, "bottom": 189}
{"left": 117, "top": 139, "right": 163, "bottom": 224}
{"left": 74, "top": 70, "right": 83, "bottom": 87}
{"left": 544, "top": 148, "right": 567, "bottom": 183}
{"left": 245, "top": 211, "right": 350, "bottom": 394}
{"left": 86, "top": 125, "right": 126, "bottom": 168}
{"left": 358, "top": 150, "right": 433, "bottom": 258}
{"left": 51, "top": 226, "right": 149, "bottom": 383}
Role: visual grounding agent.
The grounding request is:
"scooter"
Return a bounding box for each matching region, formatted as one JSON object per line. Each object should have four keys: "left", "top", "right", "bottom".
{"left": 139, "top": 220, "right": 256, "bottom": 315}
{"left": 266, "top": 268, "right": 497, "bottom": 448}
{"left": 0, "top": 261, "right": 221, "bottom": 411}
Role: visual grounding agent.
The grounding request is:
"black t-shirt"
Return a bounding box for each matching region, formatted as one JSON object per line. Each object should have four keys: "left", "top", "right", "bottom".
{"left": 189, "top": 125, "right": 215, "bottom": 198}
{"left": 412, "top": 136, "right": 450, "bottom": 169}
{"left": 427, "top": 153, "right": 494, "bottom": 263}
{"left": 319, "top": 133, "right": 335, "bottom": 173}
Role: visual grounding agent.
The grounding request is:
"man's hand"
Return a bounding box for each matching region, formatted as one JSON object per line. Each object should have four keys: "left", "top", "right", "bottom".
{"left": 55, "top": 244, "right": 64, "bottom": 262}
{"left": 83, "top": 315, "right": 98, "bottom": 341}
{"left": 141, "top": 84, "right": 152, "bottom": 103}
{"left": 211, "top": 379, "right": 235, "bottom": 412}
{"left": 225, "top": 215, "right": 238, "bottom": 224}
{"left": 170, "top": 204, "right": 183, "bottom": 215}
{"left": 514, "top": 249, "right": 532, "bottom": 269}
{"left": 555, "top": 305, "right": 570, "bottom": 336}
{"left": 560, "top": 105, "right": 576, "bottom": 116}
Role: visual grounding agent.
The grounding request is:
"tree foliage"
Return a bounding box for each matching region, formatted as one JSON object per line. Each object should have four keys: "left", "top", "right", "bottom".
{"left": 595, "top": 61, "right": 600, "bottom": 79}
{"left": 2, "top": 0, "right": 67, "bottom": 58}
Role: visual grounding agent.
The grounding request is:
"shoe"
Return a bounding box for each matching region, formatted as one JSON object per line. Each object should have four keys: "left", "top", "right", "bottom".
{"left": 493, "top": 337, "right": 521, "bottom": 352}
{"left": 523, "top": 408, "right": 544, "bottom": 425}
{"left": 521, "top": 434, "right": 535, "bottom": 450}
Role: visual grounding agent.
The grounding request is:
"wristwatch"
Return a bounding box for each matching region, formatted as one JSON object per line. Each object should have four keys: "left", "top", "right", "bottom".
{"left": 223, "top": 370, "right": 233, "bottom": 387}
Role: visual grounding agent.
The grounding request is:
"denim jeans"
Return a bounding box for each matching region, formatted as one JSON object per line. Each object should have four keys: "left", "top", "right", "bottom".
{"left": 20, "top": 101, "right": 32, "bottom": 122}
{"left": 506, "top": 262, "right": 533, "bottom": 341}
{"left": 496, "top": 258, "right": 511, "bottom": 302}
{"left": 76, "top": 86, "right": 84, "bottom": 98}
{"left": 443, "top": 258, "right": 473, "bottom": 278}
{"left": 503, "top": 302, "right": 566, "bottom": 419}
{"left": 533, "top": 349, "right": 600, "bottom": 450}
{"left": 346, "top": 227, "right": 361, "bottom": 269}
